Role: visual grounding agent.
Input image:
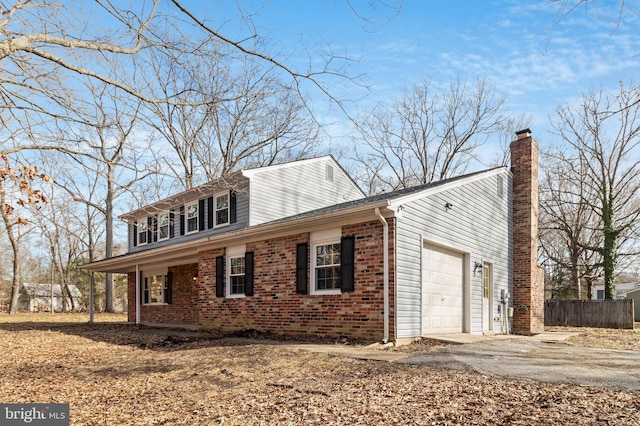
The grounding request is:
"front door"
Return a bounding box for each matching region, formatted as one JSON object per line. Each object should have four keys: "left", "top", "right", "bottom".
{"left": 482, "top": 262, "right": 492, "bottom": 333}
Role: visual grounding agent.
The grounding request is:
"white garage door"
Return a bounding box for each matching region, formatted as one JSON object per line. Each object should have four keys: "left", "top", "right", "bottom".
{"left": 422, "top": 243, "right": 464, "bottom": 334}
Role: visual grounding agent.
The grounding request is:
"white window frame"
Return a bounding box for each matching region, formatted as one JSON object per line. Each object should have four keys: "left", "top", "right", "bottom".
{"left": 186, "top": 202, "right": 199, "bottom": 234}
{"left": 158, "top": 211, "right": 170, "bottom": 241}
{"left": 310, "top": 229, "right": 342, "bottom": 295}
{"left": 137, "top": 218, "right": 148, "bottom": 246}
{"left": 226, "top": 245, "right": 246, "bottom": 298}
{"left": 143, "top": 270, "right": 168, "bottom": 305}
{"left": 215, "top": 192, "right": 230, "bottom": 227}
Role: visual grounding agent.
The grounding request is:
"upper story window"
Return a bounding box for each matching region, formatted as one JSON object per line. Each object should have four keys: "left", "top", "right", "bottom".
{"left": 158, "top": 212, "right": 170, "bottom": 241}
{"left": 137, "top": 219, "right": 148, "bottom": 245}
{"left": 186, "top": 202, "right": 198, "bottom": 233}
{"left": 216, "top": 192, "right": 229, "bottom": 226}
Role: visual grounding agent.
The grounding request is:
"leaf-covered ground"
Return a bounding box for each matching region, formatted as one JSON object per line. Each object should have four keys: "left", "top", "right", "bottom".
{"left": 1, "top": 313, "right": 638, "bottom": 425}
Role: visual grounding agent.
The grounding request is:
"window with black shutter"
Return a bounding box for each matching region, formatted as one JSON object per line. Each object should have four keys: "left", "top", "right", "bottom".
{"left": 296, "top": 243, "right": 308, "bottom": 294}
{"left": 147, "top": 216, "right": 153, "bottom": 243}
{"left": 133, "top": 223, "right": 138, "bottom": 247}
{"left": 244, "top": 252, "right": 254, "bottom": 296}
{"left": 198, "top": 199, "right": 205, "bottom": 231}
{"left": 340, "top": 236, "right": 355, "bottom": 292}
{"left": 179, "top": 206, "right": 185, "bottom": 235}
{"left": 207, "top": 197, "right": 214, "bottom": 229}
{"left": 164, "top": 271, "right": 173, "bottom": 304}
{"left": 215, "top": 256, "right": 224, "bottom": 297}
{"left": 308, "top": 231, "right": 355, "bottom": 295}
{"left": 230, "top": 191, "right": 237, "bottom": 224}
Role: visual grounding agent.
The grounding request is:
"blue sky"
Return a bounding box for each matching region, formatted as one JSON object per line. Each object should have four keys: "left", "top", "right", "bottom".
{"left": 197, "top": 0, "right": 640, "bottom": 159}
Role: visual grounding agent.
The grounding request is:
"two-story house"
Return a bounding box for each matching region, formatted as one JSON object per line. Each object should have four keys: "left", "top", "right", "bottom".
{"left": 84, "top": 130, "right": 544, "bottom": 343}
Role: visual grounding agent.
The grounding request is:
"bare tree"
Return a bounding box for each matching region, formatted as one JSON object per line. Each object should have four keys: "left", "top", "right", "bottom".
{"left": 351, "top": 77, "right": 505, "bottom": 194}
{"left": 550, "top": 83, "right": 640, "bottom": 299}
{"left": 490, "top": 114, "right": 534, "bottom": 167}
{"left": 51, "top": 79, "right": 151, "bottom": 312}
{"left": 0, "top": 0, "right": 377, "bottom": 213}
{"left": 31, "top": 185, "right": 90, "bottom": 311}
{"left": 142, "top": 49, "right": 321, "bottom": 191}
{"left": 539, "top": 149, "right": 602, "bottom": 299}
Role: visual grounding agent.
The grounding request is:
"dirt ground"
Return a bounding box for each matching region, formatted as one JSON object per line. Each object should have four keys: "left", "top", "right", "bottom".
{"left": 1, "top": 313, "right": 639, "bottom": 425}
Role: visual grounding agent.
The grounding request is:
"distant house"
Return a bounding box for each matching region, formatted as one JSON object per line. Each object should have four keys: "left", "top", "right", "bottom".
{"left": 83, "top": 130, "right": 543, "bottom": 343}
{"left": 591, "top": 282, "right": 640, "bottom": 300}
{"left": 622, "top": 288, "right": 640, "bottom": 321}
{"left": 18, "top": 283, "right": 83, "bottom": 312}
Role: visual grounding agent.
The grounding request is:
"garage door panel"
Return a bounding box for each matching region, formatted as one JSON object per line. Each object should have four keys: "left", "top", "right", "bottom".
{"left": 422, "top": 243, "right": 464, "bottom": 334}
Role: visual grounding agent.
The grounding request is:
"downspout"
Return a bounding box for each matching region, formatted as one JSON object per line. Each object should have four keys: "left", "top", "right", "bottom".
{"left": 375, "top": 208, "right": 390, "bottom": 344}
{"left": 135, "top": 264, "right": 140, "bottom": 325}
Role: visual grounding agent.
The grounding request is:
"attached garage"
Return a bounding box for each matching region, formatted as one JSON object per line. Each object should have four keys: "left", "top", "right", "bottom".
{"left": 421, "top": 243, "right": 465, "bottom": 334}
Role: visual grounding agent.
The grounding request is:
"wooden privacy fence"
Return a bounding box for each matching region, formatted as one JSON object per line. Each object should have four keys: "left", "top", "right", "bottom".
{"left": 545, "top": 300, "right": 634, "bottom": 329}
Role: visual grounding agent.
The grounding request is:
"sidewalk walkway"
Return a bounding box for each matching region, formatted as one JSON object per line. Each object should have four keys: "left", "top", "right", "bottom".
{"left": 220, "top": 331, "right": 580, "bottom": 362}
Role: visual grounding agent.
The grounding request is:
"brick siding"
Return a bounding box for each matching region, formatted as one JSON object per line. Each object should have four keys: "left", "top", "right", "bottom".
{"left": 200, "top": 221, "right": 391, "bottom": 341}
{"left": 510, "top": 131, "right": 545, "bottom": 334}
{"left": 128, "top": 263, "right": 199, "bottom": 326}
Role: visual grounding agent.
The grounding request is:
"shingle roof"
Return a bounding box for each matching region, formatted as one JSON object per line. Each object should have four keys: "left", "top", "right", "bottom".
{"left": 21, "top": 283, "right": 82, "bottom": 298}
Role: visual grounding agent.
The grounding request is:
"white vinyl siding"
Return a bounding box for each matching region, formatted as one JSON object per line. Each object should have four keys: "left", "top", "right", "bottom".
{"left": 246, "top": 157, "right": 364, "bottom": 226}
{"left": 395, "top": 170, "right": 512, "bottom": 338}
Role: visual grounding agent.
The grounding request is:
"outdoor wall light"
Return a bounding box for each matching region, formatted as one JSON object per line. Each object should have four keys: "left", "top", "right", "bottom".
{"left": 445, "top": 202, "right": 453, "bottom": 211}
{"left": 473, "top": 261, "right": 483, "bottom": 276}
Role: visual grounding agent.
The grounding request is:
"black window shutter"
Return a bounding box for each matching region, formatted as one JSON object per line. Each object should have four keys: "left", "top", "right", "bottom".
{"left": 169, "top": 211, "right": 175, "bottom": 238}
{"left": 340, "top": 236, "right": 355, "bottom": 292}
{"left": 207, "top": 197, "right": 214, "bottom": 229}
{"left": 147, "top": 217, "right": 153, "bottom": 244}
{"left": 179, "top": 206, "right": 185, "bottom": 236}
{"left": 133, "top": 223, "right": 138, "bottom": 247}
{"left": 245, "top": 252, "right": 254, "bottom": 296}
{"left": 143, "top": 276, "right": 150, "bottom": 304}
{"left": 139, "top": 272, "right": 144, "bottom": 303}
{"left": 215, "top": 256, "right": 224, "bottom": 297}
{"left": 230, "top": 191, "right": 237, "bottom": 223}
{"left": 152, "top": 216, "right": 158, "bottom": 243}
{"left": 165, "top": 271, "right": 173, "bottom": 304}
{"left": 198, "top": 199, "right": 205, "bottom": 231}
{"left": 296, "top": 243, "right": 308, "bottom": 294}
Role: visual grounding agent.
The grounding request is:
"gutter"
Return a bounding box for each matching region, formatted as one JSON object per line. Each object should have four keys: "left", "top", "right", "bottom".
{"left": 135, "top": 264, "right": 140, "bottom": 325}
{"left": 83, "top": 199, "right": 390, "bottom": 273}
{"left": 375, "top": 207, "right": 390, "bottom": 344}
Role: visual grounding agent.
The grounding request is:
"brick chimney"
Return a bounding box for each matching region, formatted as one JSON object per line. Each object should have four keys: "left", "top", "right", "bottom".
{"left": 510, "top": 129, "right": 544, "bottom": 334}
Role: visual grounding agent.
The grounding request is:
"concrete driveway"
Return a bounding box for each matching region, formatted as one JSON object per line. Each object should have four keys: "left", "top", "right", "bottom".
{"left": 398, "top": 338, "right": 640, "bottom": 392}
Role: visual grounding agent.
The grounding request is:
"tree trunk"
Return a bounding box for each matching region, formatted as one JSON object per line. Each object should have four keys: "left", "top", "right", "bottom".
{"left": 9, "top": 268, "right": 20, "bottom": 315}
{"left": 570, "top": 244, "right": 580, "bottom": 300}
{"left": 63, "top": 282, "right": 76, "bottom": 312}
{"left": 1, "top": 181, "right": 21, "bottom": 314}
{"left": 105, "top": 165, "right": 115, "bottom": 312}
{"left": 602, "top": 193, "right": 617, "bottom": 300}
